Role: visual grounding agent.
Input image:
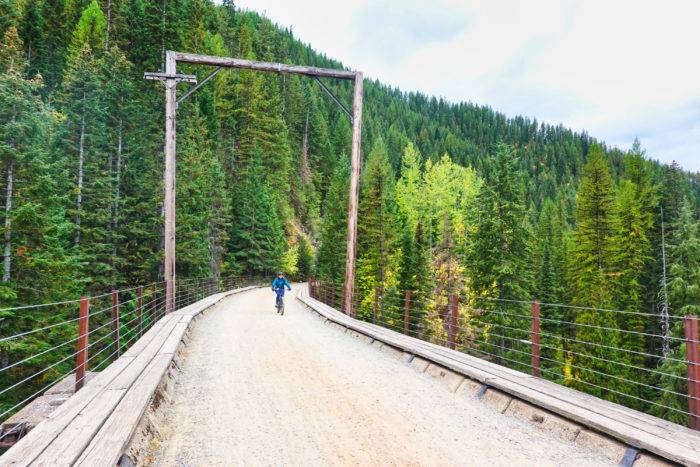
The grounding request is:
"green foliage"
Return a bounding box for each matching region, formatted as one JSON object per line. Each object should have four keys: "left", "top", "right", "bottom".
{"left": 296, "top": 235, "right": 314, "bottom": 280}
{"left": 229, "top": 148, "right": 285, "bottom": 276}
{"left": 316, "top": 156, "right": 349, "bottom": 285}
{"left": 2, "top": 0, "right": 700, "bottom": 428}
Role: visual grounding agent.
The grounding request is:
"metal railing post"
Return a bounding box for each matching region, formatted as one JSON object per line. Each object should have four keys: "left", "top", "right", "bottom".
{"left": 531, "top": 300, "right": 541, "bottom": 377}
{"left": 75, "top": 297, "right": 90, "bottom": 392}
{"left": 404, "top": 290, "right": 411, "bottom": 335}
{"left": 331, "top": 283, "right": 336, "bottom": 309}
{"left": 685, "top": 315, "right": 700, "bottom": 430}
{"left": 111, "top": 290, "right": 120, "bottom": 359}
{"left": 137, "top": 286, "right": 143, "bottom": 337}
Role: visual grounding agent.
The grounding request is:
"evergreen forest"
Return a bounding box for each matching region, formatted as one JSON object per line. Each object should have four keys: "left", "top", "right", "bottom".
{"left": 1, "top": 0, "right": 700, "bottom": 427}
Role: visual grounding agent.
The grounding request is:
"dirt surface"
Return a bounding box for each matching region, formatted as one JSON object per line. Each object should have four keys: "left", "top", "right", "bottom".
{"left": 149, "top": 287, "right": 613, "bottom": 466}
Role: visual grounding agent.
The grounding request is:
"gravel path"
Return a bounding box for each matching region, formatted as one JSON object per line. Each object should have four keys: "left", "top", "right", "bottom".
{"left": 149, "top": 287, "right": 613, "bottom": 466}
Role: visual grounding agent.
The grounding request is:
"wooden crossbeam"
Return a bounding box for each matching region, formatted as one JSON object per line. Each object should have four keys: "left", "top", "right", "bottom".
{"left": 143, "top": 72, "right": 197, "bottom": 83}
{"left": 171, "top": 51, "right": 357, "bottom": 80}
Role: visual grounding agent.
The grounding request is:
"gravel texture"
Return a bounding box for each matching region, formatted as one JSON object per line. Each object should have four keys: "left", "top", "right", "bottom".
{"left": 149, "top": 287, "right": 613, "bottom": 466}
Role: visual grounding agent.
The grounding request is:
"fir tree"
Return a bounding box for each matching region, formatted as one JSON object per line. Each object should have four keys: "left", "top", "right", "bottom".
{"left": 316, "top": 156, "right": 349, "bottom": 285}
{"left": 229, "top": 148, "right": 285, "bottom": 276}
{"left": 356, "top": 137, "right": 396, "bottom": 320}
{"left": 568, "top": 145, "right": 626, "bottom": 401}
{"left": 652, "top": 199, "right": 700, "bottom": 425}
{"left": 470, "top": 143, "right": 532, "bottom": 370}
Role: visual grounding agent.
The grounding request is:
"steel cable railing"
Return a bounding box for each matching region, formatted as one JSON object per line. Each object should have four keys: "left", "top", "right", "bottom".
{"left": 0, "top": 274, "right": 255, "bottom": 435}
{"left": 308, "top": 278, "right": 700, "bottom": 430}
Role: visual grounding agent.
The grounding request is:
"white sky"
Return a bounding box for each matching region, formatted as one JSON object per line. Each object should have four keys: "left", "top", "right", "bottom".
{"left": 236, "top": 0, "right": 700, "bottom": 172}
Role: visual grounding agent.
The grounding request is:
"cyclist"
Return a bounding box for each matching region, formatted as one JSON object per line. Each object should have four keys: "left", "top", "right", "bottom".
{"left": 271, "top": 271, "right": 292, "bottom": 311}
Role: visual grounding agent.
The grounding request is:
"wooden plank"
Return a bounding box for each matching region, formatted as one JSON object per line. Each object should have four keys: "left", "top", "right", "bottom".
{"left": 75, "top": 354, "right": 173, "bottom": 466}
{"left": 32, "top": 319, "right": 180, "bottom": 464}
{"left": 108, "top": 318, "right": 178, "bottom": 390}
{"left": 32, "top": 389, "right": 126, "bottom": 466}
{"left": 171, "top": 51, "right": 357, "bottom": 80}
{"left": 158, "top": 322, "right": 189, "bottom": 355}
{"left": 0, "top": 356, "right": 135, "bottom": 466}
{"left": 122, "top": 315, "right": 172, "bottom": 357}
{"left": 309, "top": 292, "right": 700, "bottom": 449}
{"left": 1, "top": 289, "right": 247, "bottom": 466}
{"left": 298, "top": 286, "right": 700, "bottom": 466}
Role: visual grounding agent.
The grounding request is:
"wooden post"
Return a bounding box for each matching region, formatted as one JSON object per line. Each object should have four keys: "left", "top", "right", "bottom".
{"left": 111, "top": 290, "right": 120, "bottom": 359}
{"left": 685, "top": 315, "right": 700, "bottom": 430}
{"left": 531, "top": 301, "right": 541, "bottom": 377}
{"left": 342, "top": 72, "right": 364, "bottom": 317}
{"left": 151, "top": 285, "right": 157, "bottom": 325}
{"left": 164, "top": 51, "right": 177, "bottom": 314}
{"left": 404, "top": 290, "right": 411, "bottom": 335}
{"left": 373, "top": 288, "right": 379, "bottom": 324}
{"left": 75, "top": 297, "right": 90, "bottom": 392}
{"left": 449, "top": 294, "right": 458, "bottom": 350}
{"left": 137, "top": 286, "right": 143, "bottom": 337}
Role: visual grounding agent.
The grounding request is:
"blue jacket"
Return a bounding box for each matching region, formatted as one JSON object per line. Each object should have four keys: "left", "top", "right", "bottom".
{"left": 272, "top": 277, "right": 292, "bottom": 291}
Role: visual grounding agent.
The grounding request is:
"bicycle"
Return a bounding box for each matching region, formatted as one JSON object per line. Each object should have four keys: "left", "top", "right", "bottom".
{"left": 275, "top": 288, "right": 285, "bottom": 315}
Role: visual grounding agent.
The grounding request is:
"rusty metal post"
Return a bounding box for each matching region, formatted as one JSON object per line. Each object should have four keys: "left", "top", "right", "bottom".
{"left": 111, "top": 290, "right": 120, "bottom": 359}
{"left": 531, "top": 301, "right": 541, "bottom": 377}
{"left": 137, "top": 286, "right": 143, "bottom": 337}
{"left": 75, "top": 297, "right": 90, "bottom": 392}
{"left": 151, "top": 285, "right": 157, "bottom": 324}
{"left": 685, "top": 315, "right": 700, "bottom": 430}
{"left": 373, "top": 288, "right": 379, "bottom": 324}
{"left": 448, "top": 294, "right": 458, "bottom": 349}
{"left": 404, "top": 290, "right": 411, "bottom": 335}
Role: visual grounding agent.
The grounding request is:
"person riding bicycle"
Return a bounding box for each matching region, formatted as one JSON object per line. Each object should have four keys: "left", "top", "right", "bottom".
{"left": 271, "top": 272, "right": 292, "bottom": 308}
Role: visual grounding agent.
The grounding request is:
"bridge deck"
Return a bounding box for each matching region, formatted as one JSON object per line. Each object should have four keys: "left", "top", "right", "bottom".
{"left": 0, "top": 286, "right": 257, "bottom": 466}
{"left": 298, "top": 289, "right": 700, "bottom": 466}
{"left": 148, "top": 287, "right": 613, "bottom": 466}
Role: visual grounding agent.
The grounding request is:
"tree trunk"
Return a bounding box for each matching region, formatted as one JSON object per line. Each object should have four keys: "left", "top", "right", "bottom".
{"left": 300, "top": 109, "right": 311, "bottom": 183}
{"left": 109, "top": 117, "right": 123, "bottom": 286}
{"left": 74, "top": 95, "right": 86, "bottom": 246}
{"left": 105, "top": 0, "right": 112, "bottom": 50}
{"left": 2, "top": 160, "right": 14, "bottom": 283}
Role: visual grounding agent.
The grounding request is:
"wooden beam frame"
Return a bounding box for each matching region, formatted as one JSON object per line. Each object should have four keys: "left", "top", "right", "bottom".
{"left": 147, "top": 51, "right": 363, "bottom": 315}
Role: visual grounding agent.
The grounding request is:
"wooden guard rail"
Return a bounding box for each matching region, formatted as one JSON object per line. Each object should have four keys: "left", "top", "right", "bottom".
{"left": 308, "top": 277, "right": 700, "bottom": 432}
{"left": 301, "top": 283, "right": 700, "bottom": 465}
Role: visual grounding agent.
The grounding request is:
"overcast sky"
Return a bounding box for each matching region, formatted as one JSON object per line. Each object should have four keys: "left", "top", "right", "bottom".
{"left": 236, "top": 0, "right": 700, "bottom": 172}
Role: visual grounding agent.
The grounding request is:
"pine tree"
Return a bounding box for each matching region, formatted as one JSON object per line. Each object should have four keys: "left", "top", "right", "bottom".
{"left": 296, "top": 235, "right": 314, "bottom": 280}
{"left": 470, "top": 143, "right": 532, "bottom": 370}
{"left": 395, "top": 142, "right": 423, "bottom": 235}
{"left": 653, "top": 199, "right": 700, "bottom": 425}
{"left": 229, "top": 148, "right": 285, "bottom": 276}
{"left": 356, "top": 137, "right": 396, "bottom": 320}
{"left": 316, "top": 156, "right": 349, "bottom": 285}
{"left": 568, "top": 145, "right": 627, "bottom": 401}
{"left": 18, "top": 0, "right": 47, "bottom": 77}
{"left": 67, "top": 0, "right": 107, "bottom": 59}
{"left": 0, "top": 27, "right": 81, "bottom": 305}
{"left": 100, "top": 45, "right": 134, "bottom": 286}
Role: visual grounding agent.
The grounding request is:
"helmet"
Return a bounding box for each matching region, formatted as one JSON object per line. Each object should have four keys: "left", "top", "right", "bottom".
{"left": 277, "top": 271, "right": 283, "bottom": 276}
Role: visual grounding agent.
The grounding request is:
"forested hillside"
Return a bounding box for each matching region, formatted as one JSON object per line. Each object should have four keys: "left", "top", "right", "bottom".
{"left": 1, "top": 0, "right": 700, "bottom": 425}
